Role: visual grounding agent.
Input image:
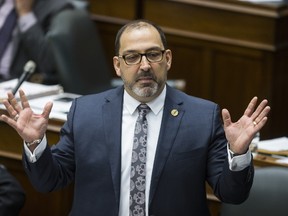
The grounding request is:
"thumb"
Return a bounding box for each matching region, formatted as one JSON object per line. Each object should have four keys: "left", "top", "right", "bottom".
{"left": 42, "top": 102, "right": 53, "bottom": 119}
{"left": 222, "top": 108, "right": 232, "bottom": 128}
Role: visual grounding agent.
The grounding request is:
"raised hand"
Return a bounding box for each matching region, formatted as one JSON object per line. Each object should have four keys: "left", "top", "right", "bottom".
{"left": 222, "top": 97, "right": 270, "bottom": 154}
{"left": 0, "top": 89, "right": 53, "bottom": 146}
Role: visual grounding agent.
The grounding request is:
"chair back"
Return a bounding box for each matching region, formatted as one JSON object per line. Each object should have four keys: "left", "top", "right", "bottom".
{"left": 220, "top": 166, "right": 288, "bottom": 216}
{"left": 48, "top": 8, "right": 113, "bottom": 95}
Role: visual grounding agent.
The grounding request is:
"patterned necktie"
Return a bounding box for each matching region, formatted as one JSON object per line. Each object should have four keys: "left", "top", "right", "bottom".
{"left": 130, "top": 104, "right": 151, "bottom": 216}
{"left": 0, "top": 8, "right": 17, "bottom": 60}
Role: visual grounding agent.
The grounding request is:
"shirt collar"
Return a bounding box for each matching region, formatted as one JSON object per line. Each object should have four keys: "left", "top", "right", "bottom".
{"left": 123, "top": 85, "right": 166, "bottom": 116}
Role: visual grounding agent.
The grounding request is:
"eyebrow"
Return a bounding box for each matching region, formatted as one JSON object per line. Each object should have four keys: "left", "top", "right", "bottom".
{"left": 121, "top": 46, "right": 164, "bottom": 54}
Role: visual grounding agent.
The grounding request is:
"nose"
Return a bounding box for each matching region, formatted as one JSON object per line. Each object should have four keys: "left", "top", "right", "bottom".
{"left": 139, "top": 55, "right": 151, "bottom": 70}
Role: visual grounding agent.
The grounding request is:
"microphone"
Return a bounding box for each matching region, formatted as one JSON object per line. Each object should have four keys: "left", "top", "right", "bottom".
{"left": 12, "top": 60, "right": 36, "bottom": 95}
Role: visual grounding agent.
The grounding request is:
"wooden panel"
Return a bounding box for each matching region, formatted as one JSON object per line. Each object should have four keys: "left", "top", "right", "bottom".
{"left": 165, "top": 35, "right": 207, "bottom": 97}
{"left": 210, "top": 48, "right": 265, "bottom": 117}
{"left": 143, "top": 0, "right": 284, "bottom": 47}
{"left": 0, "top": 121, "right": 23, "bottom": 155}
{"left": 88, "top": 0, "right": 136, "bottom": 20}
{"left": 269, "top": 48, "right": 288, "bottom": 138}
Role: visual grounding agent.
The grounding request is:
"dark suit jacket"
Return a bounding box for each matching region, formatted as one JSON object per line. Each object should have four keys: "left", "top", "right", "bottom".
{"left": 24, "top": 85, "right": 254, "bottom": 216}
{"left": 0, "top": 165, "right": 25, "bottom": 216}
{"left": 5, "top": 0, "right": 73, "bottom": 84}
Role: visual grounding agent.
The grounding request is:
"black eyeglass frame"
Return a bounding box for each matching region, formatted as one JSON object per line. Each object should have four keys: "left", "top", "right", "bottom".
{"left": 118, "top": 50, "right": 166, "bottom": 65}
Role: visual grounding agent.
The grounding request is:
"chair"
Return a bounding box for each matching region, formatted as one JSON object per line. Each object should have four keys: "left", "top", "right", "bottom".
{"left": 220, "top": 166, "right": 288, "bottom": 216}
{"left": 47, "top": 7, "right": 113, "bottom": 95}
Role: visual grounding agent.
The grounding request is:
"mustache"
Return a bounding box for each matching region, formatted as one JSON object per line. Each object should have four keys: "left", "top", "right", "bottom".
{"left": 135, "top": 71, "right": 156, "bottom": 81}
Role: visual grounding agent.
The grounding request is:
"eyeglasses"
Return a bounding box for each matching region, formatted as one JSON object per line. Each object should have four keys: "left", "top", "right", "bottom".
{"left": 118, "top": 50, "right": 166, "bottom": 65}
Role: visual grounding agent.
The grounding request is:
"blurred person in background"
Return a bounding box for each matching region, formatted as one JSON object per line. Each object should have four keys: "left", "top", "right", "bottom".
{"left": 0, "top": 0, "right": 75, "bottom": 84}
{"left": 0, "top": 164, "right": 25, "bottom": 216}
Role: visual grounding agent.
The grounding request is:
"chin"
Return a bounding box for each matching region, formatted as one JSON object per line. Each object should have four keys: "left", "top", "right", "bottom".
{"left": 132, "top": 85, "right": 156, "bottom": 97}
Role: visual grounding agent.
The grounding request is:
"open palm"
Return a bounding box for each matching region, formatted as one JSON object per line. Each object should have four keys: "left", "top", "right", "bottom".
{"left": 222, "top": 97, "right": 270, "bottom": 154}
{"left": 0, "top": 90, "right": 53, "bottom": 143}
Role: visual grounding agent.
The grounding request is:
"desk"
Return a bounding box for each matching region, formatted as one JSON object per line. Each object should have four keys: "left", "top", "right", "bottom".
{"left": 1, "top": 108, "right": 287, "bottom": 216}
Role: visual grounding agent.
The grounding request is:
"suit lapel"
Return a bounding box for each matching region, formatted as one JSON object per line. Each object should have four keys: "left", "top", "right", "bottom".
{"left": 102, "top": 87, "right": 124, "bottom": 210}
{"left": 149, "top": 87, "right": 185, "bottom": 204}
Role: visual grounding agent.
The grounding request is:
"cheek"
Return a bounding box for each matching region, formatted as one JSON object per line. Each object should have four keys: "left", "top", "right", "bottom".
{"left": 115, "top": 64, "right": 128, "bottom": 77}
{"left": 119, "top": 67, "right": 136, "bottom": 81}
{"left": 154, "top": 65, "right": 168, "bottom": 78}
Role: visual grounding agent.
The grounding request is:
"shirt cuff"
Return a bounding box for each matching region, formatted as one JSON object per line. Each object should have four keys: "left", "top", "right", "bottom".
{"left": 24, "top": 135, "right": 47, "bottom": 163}
{"left": 227, "top": 145, "right": 252, "bottom": 171}
{"left": 18, "top": 12, "right": 37, "bottom": 32}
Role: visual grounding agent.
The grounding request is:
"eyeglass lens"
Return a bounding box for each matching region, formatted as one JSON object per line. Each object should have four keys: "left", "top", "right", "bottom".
{"left": 122, "top": 50, "right": 165, "bottom": 65}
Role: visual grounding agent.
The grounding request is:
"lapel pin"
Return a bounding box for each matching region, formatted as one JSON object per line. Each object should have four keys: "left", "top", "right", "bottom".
{"left": 171, "top": 109, "right": 179, "bottom": 117}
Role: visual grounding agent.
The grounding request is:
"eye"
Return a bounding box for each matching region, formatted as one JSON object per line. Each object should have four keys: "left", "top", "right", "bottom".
{"left": 124, "top": 53, "right": 140, "bottom": 62}
{"left": 147, "top": 51, "right": 161, "bottom": 60}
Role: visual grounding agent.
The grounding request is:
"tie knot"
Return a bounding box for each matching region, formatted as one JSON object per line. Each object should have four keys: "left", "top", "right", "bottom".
{"left": 137, "top": 104, "right": 150, "bottom": 117}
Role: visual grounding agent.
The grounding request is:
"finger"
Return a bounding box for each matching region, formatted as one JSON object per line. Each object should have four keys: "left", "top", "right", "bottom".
{"left": 243, "top": 96, "right": 258, "bottom": 117}
{"left": 253, "top": 105, "right": 271, "bottom": 126}
{"left": 2, "top": 99, "right": 18, "bottom": 118}
{"left": 222, "top": 108, "right": 232, "bottom": 128}
{"left": 253, "top": 116, "right": 268, "bottom": 130}
{"left": 41, "top": 102, "right": 53, "bottom": 119}
{"left": 19, "top": 89, "right": 30, "bottom": 109}
{"left": 251, "top": 99, "right": 269, "bottom": 121}
{"left": 0, "top": 114, "right": 18, "bottom": 129}
{"left": 7, "top": 91, "right": 22, "bottom": 113}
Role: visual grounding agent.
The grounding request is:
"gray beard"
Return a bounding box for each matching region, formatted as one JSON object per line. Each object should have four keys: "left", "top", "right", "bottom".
{"left": 132, "top": 83, "right": 158, "bottom": 98}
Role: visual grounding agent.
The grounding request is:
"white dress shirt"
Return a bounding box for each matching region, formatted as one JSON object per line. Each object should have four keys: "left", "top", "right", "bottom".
{"left": 118, "top": 87, "right": 165, "bottom": 216}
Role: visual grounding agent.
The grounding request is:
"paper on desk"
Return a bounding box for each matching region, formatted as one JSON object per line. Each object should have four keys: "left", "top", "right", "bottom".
{"left": 29, "top": 93, "right": 81, "bottom": 121}
{"left": 257, "top": 137, "right": 288, "bottom": 152}
{"left": 0, "top": 79, "right": 63, "bottom": 102}
{"left": 276, "top": 158, "right": 288, "bottom": 164}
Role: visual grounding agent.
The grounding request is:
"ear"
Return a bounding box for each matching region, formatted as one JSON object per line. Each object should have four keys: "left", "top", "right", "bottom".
{"left": 165, "top": 49, "right": 172, "bottom": 71}
{"left": 113, "top": 56, "right": 121, "bottom": 77}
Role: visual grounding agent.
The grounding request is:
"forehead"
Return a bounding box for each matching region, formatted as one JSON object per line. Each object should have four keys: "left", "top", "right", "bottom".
{"left": 120, "top": 25, "right": 163, "bottom": 52}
